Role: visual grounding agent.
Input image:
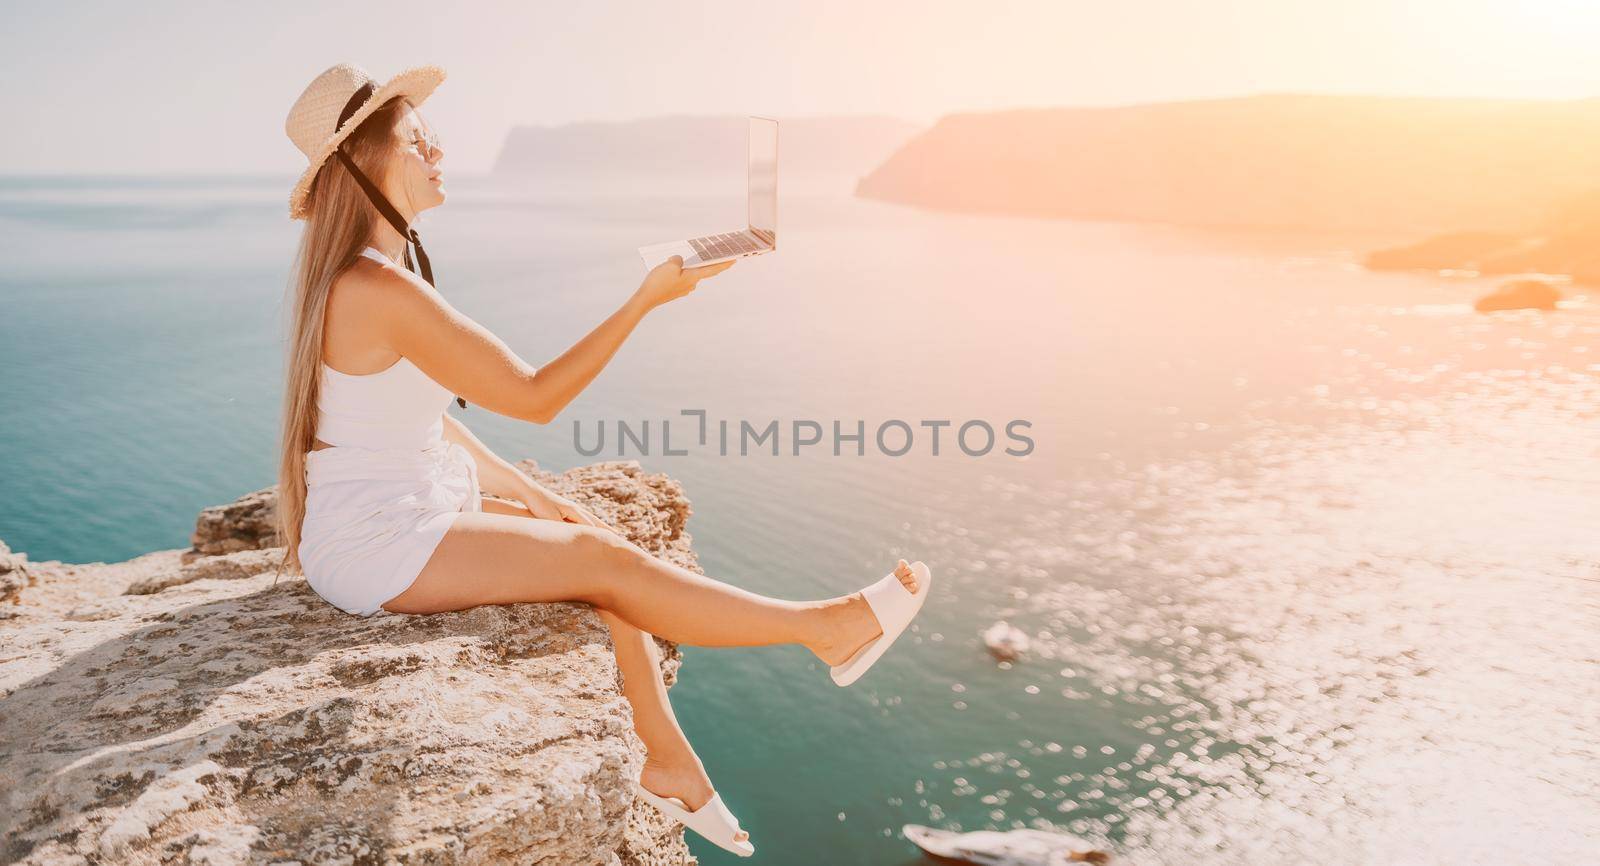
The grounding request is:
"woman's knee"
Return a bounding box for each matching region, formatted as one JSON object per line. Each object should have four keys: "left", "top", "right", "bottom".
{"left": 564, "top": 525, "right": 642, "bottom": 606}
{"left": 573, "top": 523, "right": 639, "bottom": 562}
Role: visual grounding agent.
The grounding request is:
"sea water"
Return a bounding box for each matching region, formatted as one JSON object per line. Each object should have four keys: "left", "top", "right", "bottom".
{"left": 1, "top": 173, "right": 1595, "bottom": 864}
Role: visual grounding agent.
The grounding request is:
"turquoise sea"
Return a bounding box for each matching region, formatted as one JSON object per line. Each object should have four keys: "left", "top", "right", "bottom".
{"left": 1, "top": 173, "right": 1596, "bottom": 864}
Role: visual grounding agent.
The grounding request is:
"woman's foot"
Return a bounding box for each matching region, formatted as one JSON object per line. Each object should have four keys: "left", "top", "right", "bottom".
{"left": 809, "top": 559, "right": 920, "bottom": 667}
{"left": 639, "top": 750, "right": 749, "bottom": 845}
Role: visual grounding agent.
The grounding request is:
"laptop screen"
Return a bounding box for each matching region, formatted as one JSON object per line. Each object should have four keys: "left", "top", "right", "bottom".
{"left": 748, "top": 117, "right": 777, "bottom": 247}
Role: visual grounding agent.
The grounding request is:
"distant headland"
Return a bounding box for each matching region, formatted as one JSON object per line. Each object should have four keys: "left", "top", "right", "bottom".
{"left": 853, "top": 93, "right": 1600, "bottom": 236}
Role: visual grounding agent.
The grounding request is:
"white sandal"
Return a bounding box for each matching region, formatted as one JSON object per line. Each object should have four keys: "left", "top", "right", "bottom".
{"left": 635, "top": 780, "right": 755, "bottom": 857}
{"left": 830, "top": 560, "right": 933, "bottom": 687}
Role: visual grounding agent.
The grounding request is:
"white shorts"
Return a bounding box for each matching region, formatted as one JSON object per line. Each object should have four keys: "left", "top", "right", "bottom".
{"left": 299, "top": 440, "right": 482, "bottom": 616}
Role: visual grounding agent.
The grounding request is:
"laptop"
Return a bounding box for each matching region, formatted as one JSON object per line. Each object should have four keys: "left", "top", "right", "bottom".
{"left": 637, "top": 116, "right": 778, "bottom": 270}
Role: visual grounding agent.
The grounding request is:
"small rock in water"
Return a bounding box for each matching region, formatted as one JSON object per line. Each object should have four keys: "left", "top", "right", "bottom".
{"left": 1474, "top": 279, "right": 1561, "bottom": 313}
{"left": 984, "top": 620, "right": 1030, "bottom": 660}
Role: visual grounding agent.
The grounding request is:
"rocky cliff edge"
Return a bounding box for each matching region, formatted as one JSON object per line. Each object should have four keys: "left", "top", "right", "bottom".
{"left": 0, "top": 459, "right": 697, "bottom": 866}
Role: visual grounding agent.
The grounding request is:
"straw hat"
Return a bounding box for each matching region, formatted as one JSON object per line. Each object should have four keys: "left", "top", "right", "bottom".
{"left": 284, "top": 62, "right": 446, "bottom": 220}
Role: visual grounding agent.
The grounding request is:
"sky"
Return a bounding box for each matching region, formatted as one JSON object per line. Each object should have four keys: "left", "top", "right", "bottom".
{"left": 6, "top": 0, "right": 1600, "bottom": 175}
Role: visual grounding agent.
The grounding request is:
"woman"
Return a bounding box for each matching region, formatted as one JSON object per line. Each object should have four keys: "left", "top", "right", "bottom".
{"left": 276, "top": 63, "right": 933, "bottom": 857}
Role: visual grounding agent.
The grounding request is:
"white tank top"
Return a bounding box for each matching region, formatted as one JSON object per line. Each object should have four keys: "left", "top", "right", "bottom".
{"left": 314, "top": 246, "right": 456, "bottom": 451}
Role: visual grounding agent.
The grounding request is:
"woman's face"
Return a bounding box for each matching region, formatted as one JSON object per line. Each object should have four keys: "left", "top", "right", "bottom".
{"left": 384, "top": 103, "right": 446, "bottom": 217}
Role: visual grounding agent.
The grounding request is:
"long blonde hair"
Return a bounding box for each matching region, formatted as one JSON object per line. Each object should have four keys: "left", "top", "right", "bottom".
{"left": 274, "top": 96, "right": 411, "bottom": 579}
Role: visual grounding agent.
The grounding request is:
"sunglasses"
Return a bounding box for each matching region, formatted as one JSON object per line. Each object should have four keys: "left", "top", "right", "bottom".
{"left": 401, "top": 128, "right": 443, "bottom": 158}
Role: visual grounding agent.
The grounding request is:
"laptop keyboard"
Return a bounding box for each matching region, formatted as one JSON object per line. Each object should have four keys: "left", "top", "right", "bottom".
{"left": 688, "top": 231, "right": 763, "bottom": 261}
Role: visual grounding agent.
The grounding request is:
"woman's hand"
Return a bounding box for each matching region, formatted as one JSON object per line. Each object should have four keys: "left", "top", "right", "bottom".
{"left": 514, "top": 486, "right": 567, "bottom": 522}
{"left": 548, "top": 495, "right": 606, "bottom": 528}
{"left": 633, "top": 255, "right": 735, "bottom": 310}
{"left": 516, "top": 486, "right": 606, "bottom": 528}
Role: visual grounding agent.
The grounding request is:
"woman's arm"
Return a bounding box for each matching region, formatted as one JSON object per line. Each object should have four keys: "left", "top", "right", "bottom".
{"left": 439, "top": 411, "right": 540, "bottom": 502}
{"left": 524, "top": 255, "right": 738, "bottom": 421}
{"left": 440, "top": 412, "right": 606, "bottom": 525}
{"left": 373, "top": 255, "right": 735, "bottom": 424}
{"left": 528, "top": 292, "right": 651, "bottom": 424}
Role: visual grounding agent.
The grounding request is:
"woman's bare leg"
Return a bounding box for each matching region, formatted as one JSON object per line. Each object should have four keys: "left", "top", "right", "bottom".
{"left": 381, "top": 510, "right": 919, "bottom": 666}
{"left": 385, "top": 505, "right": 919, "bottom": 846}
{"left": 471, "top": 499, "right": 735, "bottom": 834}
{"left": 597, "top": 608, "right": 747, "bottom": 837}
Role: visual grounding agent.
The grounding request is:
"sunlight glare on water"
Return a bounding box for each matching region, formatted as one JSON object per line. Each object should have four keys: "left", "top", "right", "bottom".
{"left": 897, "top": 301, "right": 1599, "bottom": 864}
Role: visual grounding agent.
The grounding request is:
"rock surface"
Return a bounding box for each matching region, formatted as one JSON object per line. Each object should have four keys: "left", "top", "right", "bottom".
{"left": 191, "top": 488, "right": 281, "bottom": 556}
{"left": 1, "top": 459, "right": 699, "bottom": 866}
{"left": 0, "top": 540, "right": 32, "bottom": 608}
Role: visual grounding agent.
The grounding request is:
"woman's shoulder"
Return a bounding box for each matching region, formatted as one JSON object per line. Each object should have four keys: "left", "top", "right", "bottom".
{"left": 333, "top": 253, "right": 429, "bottom": 309}
{"left": 328, "top": 254, "right": 452, "bottom": 356}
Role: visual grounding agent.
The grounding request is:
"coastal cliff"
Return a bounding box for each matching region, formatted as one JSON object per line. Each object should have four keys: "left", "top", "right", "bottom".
{"left": 0, "top": 459, "right": 700, "bottom": 866}
{"left": 1363, "top": 188, "right": 1600, "bottom": 287}
{"left": 855, "top": 93, "right": 1600, "bottom": 233}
